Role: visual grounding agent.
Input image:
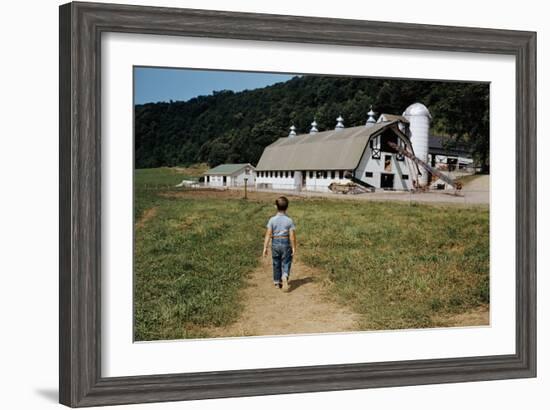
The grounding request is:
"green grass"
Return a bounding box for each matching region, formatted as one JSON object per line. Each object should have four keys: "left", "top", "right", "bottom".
{"left": 293, "top": 200, "right": 489, "bottom": 330}
{"left": 134, "top": 165, "right": 208, "bottom": 220}
{"left": 134, "top": 196, "right": 266, "bottom": 340}
{"left": 134, "top": 168, "right": 489, "bottom": 340}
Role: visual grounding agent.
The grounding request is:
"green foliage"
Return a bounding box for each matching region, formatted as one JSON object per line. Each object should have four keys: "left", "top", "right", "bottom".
{"left": 135, "top": 76, "right": 490, "bottom": 170}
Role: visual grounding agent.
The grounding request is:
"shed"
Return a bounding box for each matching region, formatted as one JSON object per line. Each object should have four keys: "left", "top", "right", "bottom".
{"left": 204, "top": 163, "right": 255, "bottom": 187}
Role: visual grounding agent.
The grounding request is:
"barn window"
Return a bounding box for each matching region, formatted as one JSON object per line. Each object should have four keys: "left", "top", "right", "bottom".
{"left": 323, "top": 171, "right": 328, "bottom": 179}
{"left": 372, "top": 148, "right": 381, "bottom": 159}
{"left": 380, "top": 132, "right": 398, "bottom": 152}
{"left": 339, "top": 170, "right": 344, "bottom": 179}
{"left": 331, "top": 170, "right": 335, "bottom": 179}
{"left": 309, "top": 171, "right": 314, "bottom": 178}
{"left": 270, "top": 171, "right": 273, "bottom": 178}
{"left": 291, "top": 171, "right": 295, "bottom": 178}
{"left": 402, "top": 174, "right": 409, "bottom": 180}
{"left": 365, "top": 171, "right": 373, "bottom": 178}
{"left": 285, "top": 171, "right": 289, "bottom": 178}
{"left": 396, "top": 152, "right": 405, "bottom": 161}
{"left": 384, "top": 155, "right": 392, "bottom": 172}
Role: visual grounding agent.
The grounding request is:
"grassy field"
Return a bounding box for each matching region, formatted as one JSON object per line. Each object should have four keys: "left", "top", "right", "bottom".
{"left": 134, "top": 168, "right": 489, "bottom": 341}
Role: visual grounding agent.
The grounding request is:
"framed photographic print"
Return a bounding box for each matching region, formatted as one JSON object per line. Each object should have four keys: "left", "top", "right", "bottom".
{"left": 59, "top": 1, "right": 536, "bottom": 407}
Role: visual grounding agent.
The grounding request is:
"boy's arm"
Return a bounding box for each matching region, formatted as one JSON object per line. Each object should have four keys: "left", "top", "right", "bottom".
{"left": 290, "top": 229, "right": 297, "bottom": 256}
{"left": 263, "top": 228, "right": 272, "bottom": 257}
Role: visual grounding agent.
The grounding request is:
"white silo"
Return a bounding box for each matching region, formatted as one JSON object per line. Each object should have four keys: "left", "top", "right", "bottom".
{"left": 403, "top": 102, "right": 431, "bottom": 186}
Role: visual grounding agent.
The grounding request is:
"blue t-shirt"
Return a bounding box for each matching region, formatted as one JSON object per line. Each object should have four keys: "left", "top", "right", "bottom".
{"left": 267, "top": 213, "right": 296, "bottom": 237}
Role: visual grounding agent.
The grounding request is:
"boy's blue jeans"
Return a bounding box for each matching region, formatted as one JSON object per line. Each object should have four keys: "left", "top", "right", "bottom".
{"left": 271, "top": 238, "right": 293, "bottom": 284}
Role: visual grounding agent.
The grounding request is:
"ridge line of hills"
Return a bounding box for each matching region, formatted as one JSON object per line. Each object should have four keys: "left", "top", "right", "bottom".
{"left": 134, "top": 75, "right": 489, "bottom": 170}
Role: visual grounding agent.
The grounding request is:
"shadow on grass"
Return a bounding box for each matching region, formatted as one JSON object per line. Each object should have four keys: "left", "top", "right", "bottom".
{"left": 288, "top": 276, "right": 314, "bottom": 292}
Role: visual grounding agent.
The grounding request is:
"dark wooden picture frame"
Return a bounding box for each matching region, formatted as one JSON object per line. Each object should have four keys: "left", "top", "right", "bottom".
{"left": 59, "top": 1, "right": 536, "bottom": 407}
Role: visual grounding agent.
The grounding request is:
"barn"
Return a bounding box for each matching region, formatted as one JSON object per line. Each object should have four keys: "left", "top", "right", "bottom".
{"left": 254, "top": 103, "right": 438, "bottom": 192}
{"left": 204, "top": 163, "right": 256, "bottom": 187}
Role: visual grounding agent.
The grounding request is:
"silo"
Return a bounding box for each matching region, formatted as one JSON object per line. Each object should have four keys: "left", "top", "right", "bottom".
{"left": 403, "top": 103, "right": 431, "bottom": 186}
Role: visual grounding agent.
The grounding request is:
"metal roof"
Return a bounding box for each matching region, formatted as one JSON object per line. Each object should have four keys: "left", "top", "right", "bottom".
{"left": 377, "top": 113, "right": 410, "bottom": 124}
{"left": 255, "top": 121, "right": 404, "bottom": 171}
{"left": 204, "top": 163, "right": 253, "bottom": 175}
{"left": 429, "top": 136, "right": 472, "bottom": 157}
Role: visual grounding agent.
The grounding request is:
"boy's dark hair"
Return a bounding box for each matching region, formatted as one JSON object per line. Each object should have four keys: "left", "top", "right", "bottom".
{"left": 275, "top": 196, "right": 289, "bottom": 211}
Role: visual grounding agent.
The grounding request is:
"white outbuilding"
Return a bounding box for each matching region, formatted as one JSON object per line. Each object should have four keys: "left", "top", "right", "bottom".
{"left": 204, "top": 163, "right": 255, "bottom": 187}
{"left": 428, "top": 135, "right": 474, "bottom": 172}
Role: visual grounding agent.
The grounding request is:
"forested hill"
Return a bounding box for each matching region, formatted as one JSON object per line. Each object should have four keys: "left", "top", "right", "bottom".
{"left": 135, "top": 75, "right": 489, "bottom": 170}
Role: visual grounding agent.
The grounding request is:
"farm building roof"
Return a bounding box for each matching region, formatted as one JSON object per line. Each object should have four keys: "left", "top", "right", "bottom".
{"left": 255, "top": 121, "right": 405, "bottom": 171}
{"left": 377, "top": 113, "right": 409, "bottom": 124}
{"left": 204, "top": 163, "right": 253, "bottom": 175}
{"left": 428, "top": 136, "right": 472, "bottom": 157}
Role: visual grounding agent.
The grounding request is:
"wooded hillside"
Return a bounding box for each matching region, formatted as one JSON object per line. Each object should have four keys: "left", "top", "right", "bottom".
{"left": 135, "top": 75, "right": 489, "bottom": 170}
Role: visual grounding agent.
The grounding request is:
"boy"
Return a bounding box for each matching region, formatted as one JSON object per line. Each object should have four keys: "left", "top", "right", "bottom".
{"left": 263, "top": 196, "right": 297, "bottom": 292}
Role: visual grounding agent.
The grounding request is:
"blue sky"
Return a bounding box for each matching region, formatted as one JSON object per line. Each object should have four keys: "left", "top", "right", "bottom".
{"left": 134, "top": 67, "right": 296, "bottom": 104}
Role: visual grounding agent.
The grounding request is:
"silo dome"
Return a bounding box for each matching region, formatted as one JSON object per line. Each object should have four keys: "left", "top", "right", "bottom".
{"left": 403, "top": 102, "right": 432, "bottom": 119}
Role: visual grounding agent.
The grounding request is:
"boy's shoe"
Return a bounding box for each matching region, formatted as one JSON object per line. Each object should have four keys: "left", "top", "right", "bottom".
{"left": 274, "top": 282, "right": 282, "bottom": 289}
{"left": 282, "top": 275, "right": 290, "bottom": 292}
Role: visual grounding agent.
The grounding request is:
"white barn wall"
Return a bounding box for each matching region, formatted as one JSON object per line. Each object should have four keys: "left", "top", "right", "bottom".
{"left": 304, "top": 171, "right": 346, "bottom": 192}
{"left": 355, "top": 146, "right": 414, "bottom": 190}
{"left": 256, "top": 172, "right": 298, "bottom": 190}
{"left": 256, "top": 170, "right": 349, "bottom": 192}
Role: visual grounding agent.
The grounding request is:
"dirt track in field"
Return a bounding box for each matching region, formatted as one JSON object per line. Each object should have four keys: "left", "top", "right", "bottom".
{"left": 135, "top": 207, "right": 158, "bottom": 229}
{"left": 206, "top": 255, "right": 489, "bottom": 339}
{"left": 207, "top": 256, "right": 360, "bottom": 338}
{"left": 433, "top": 305, "right": 490, "bottom": 328}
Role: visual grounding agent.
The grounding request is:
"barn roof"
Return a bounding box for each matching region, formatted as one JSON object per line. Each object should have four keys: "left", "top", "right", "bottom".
{"left": 377, "top": 113, "right": 410, "bottom": 124}
{"left": 255, "top": 121, "right": 403, "bottom": 171}
{"left": 429, "top": 136, "right": 472, "bottom": 157}
{"left": 204, "top": 163, "right": 253, "bottom": 175}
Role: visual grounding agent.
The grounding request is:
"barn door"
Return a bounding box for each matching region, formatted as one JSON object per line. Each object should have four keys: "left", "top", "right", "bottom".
{"left": 380, "top": 173, "right": 394, "bottom": 189}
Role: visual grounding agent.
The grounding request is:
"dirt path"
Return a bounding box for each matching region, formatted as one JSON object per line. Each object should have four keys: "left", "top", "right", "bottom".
{"left": 136, "top": 207, "right": 158, "bottom": 229}
{"left": 461, "top": 175, "right": 490, "bottom": 192}
{"left": 433, "top": 305, "right": 489, "bottom": 328}
{"left": 208, "top": 257, "right": 360, "bottom": 338}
